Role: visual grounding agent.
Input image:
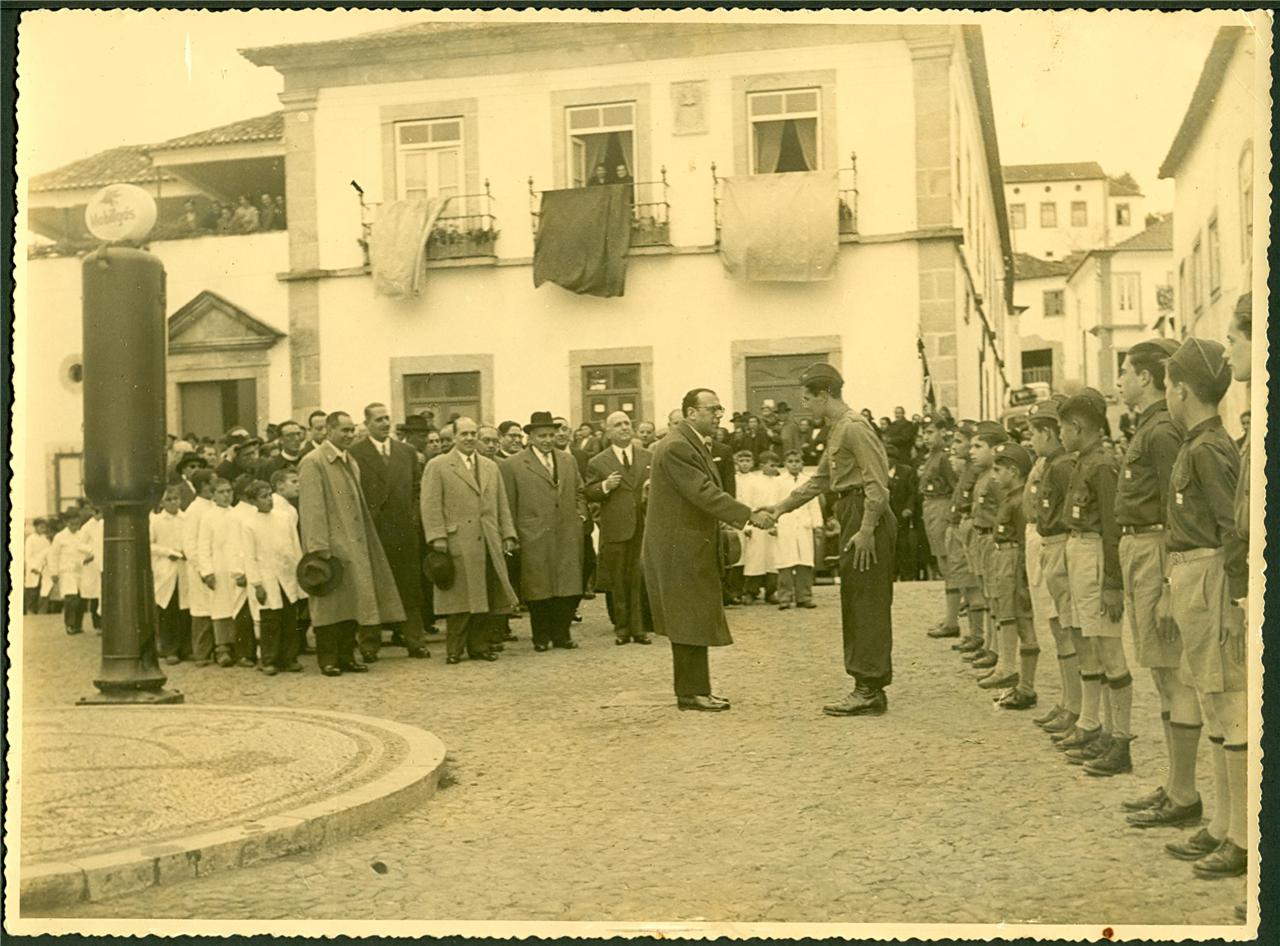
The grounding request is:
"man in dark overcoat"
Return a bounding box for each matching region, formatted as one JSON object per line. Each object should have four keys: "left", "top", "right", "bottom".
{"left": 349, "top": 402, "right": 430, "bottom": 660}
{"left": 584, "top": 411, "right": 652, "bottom": 645}
{"left": 643, "top": 388, "right": 769, "bottom": 711}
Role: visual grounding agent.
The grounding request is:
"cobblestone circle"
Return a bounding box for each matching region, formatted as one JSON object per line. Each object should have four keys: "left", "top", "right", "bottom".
{"left": 22, "top": 582, "right": 1243, "bottom": 924}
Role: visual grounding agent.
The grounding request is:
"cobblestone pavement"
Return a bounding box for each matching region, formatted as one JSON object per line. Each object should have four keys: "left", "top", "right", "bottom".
{"left": 22, "top": 583, "right": 1243, "bottom": 925}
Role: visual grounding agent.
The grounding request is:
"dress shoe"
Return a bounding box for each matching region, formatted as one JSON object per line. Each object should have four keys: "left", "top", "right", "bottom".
{"left": 615, "top": 634, "right": 629, "bottom": 645}
{"left": 216, "top": 651, "right": 235, "bottom": 668}
{"left": 164, "top": 655, "right": 181, "bottom": 666}
{"left": 970, "top": 652, "right": 998, "bottom": 669}
{"left": 470, "top": 652, "right": 499, "bottom": 662}
{"left": 407, "top": 648, "right": 430, "bottom": 658}
{"left": 1033, "top": 703, "right": 1065, "bottom": 727}
{"left": 1045, "top": 713, "right": 1082, "bottom": 738}
{"left": 1084, "top": 735, "right": 1134, "bottom": 776}
{"left": 553, "top": 640, "right": 579, "bottom": 650}
{"left": 823, "top": 685, "right": 888, "bottom": 717}
{"left": 978, "top": 671, "right": 1018, "bottom": 690}
{"left": 778, "top": 603, "right": 793, "bottom": 610}
{"left": 927, "top": 624, "right": 961, "bottom": 639}
{"left": 708, "top": 694, "right": 731, "bottom": 707}
{"left": 1121, "top": 785, "right": 1168, "bottom": 812}
{"left": 573, "top": 610, "right": 583, "bottom": 623}
{"left": 283, "top": 662, "right": 303, "bottom": 672}
{"left": 321, "top": 665, "right": 342, "bottom": 677}
{"left": 997, "top": 687, "right": 1038, "bottom": 710}
{"left": 582, "top": 591, "right": 596, "bottom": 600}
{"left": 533, "top": 643, "right": 550, "bottom": 652}
{"left": 236, "top": 657, "right": 255, "bottom": 668}
{"left": 1128, "top": 796, "right": 1204, "bottom": 829}
{"left": 446, "top": 655, "right": 462, "bottom": 665}
{"left": 955, "top": 636, "right": 984, "bottom": 653}
{"left": 633, "top": 634, "right": 652, "bottom": 644}
{"left": 677, "top": 695, "right": 729, "bottom": 712}
{"left": 1065, "top": 733, "right": 1111, "bottom": 764}
{"left": 1164, "top": 827, "right": 1219, "bottom": 860}
{"left": 1193, "top": 839, "right": 1247, "bottom": 879}
{"left": 262, "top": 665, "right": 279, "bottom": 677}
{"left": 1055, "top": 725, "right": 1101, "bottom": 752}
{"left": 797, "top": 601, "right": 817, "bottom": 609}
{"left": 360, "top": 650, "right": 379, "bottom": 664}
{"left": 342, "top": 663, "right": 370, "bottom": 673}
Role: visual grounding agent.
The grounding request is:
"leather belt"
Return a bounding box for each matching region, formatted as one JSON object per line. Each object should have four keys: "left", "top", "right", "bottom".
{"left": 1070, "top": 530, "right": 1101, "bottom": 539}
{"left": 995, "top": 540, "right": 1019, "bottom": 550}
{"left": 834, "top": 487, "right": 864, "bottom": 500}
{"left": 974, "top": 526, "right": 993, "bottom": 535}
{"left": 1120, "top": 524, "right": 1164, "bottom": 535}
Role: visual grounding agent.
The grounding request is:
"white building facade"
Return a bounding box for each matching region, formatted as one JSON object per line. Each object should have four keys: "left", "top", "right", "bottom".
{"left": 1004, "top": 162, "right": 1145, "bottom": 261}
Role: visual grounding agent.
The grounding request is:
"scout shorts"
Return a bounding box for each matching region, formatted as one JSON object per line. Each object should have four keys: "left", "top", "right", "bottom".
{"left": 1170, "top": 548, "right": 1246, "bottom": 694}
{"left": 1065, "top": 533, "right": 1122, "bottom": 639}
{"left": 922, "top": 498, "right": 951, "bottom": 564}
{"left": 1024, "top": 523, "right": 1057, "bottom": 624}
{"left": 1039, "top": 533, "right": 1075, "bottom": 629}
{"left": 1120, "top": 531, "right": 1182, "bottom": 669}
{"left": 948, "top": 519, "right": 979, "bottom": 592}
{"left": 990, "top": 543, "right": 1033, "bottom": 625}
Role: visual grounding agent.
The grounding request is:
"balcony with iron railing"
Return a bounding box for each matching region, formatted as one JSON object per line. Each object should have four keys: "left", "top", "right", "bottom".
{"left": 1021, "top": 365, "right": 1054, "bottom": 386}
{"left": 528, "top": 168, "right": 672, "bottom": 250}
{"left": 710, "top": 153, "right": 859, "bottom": 243}
{"left": 358, "top": 182, "right": 500, "bottom": 266}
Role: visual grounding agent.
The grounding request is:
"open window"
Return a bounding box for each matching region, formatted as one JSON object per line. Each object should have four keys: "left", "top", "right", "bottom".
{"left": 748, "top": 89, "right": 820, "bottom": 174}
{"left": 567, "top": 102, "right": 635, "bottom": 189}
{"left": 395, "top": 117, "right": 464, "bottom": 202}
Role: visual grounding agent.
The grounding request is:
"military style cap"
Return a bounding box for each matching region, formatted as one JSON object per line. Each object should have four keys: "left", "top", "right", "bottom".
{"left": 1059, "top": 387, "right": 1108, "bottom": 426}
{"left": 1026, "top": 400, "right": 1059, "bottom": 424}
{"left": 799, "top": 362, "right": 843, "bottom": 386}
{"left": 1129, "top": 337, "right": 1181, "bottom": 362}
{"left": 973, "top": 420, "right": 1010, "bottom": 443}
{"left": 993, "top": 442, "right": 1033, "bottom": 477}
{"left": 957, "top": 419, "right": 978, "bottom": 436}
{"left": 1168, "top": 337, "right": 1233, "bottom": 396}
{"left": 1235, "top": 293, "right": 1252, "bottom": 317}
{"left": 921, "top": 412, "right": 953, "bottom": 430}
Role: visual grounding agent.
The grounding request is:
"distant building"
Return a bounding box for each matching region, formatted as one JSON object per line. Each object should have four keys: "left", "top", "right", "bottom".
{"left": 1159, "top": 23, "right": 1265, "bottom": 435}
{"left": 1009, "top": 251, "right": 1085, "bottom": 391}
{"left": 1003, "top": 162, "right": 1145, "bottom": 260}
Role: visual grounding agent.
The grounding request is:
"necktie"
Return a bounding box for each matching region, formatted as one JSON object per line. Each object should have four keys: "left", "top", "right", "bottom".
{"left": 471, "top": 455, "right": 481, "bottom": 486}
{"left": 622, "top": 449, "right": 631, "bottom": 471}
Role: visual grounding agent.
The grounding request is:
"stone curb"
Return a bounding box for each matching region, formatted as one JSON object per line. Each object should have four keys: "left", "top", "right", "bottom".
{"left": 18, "top": 705, "right": 447, "bottom": 913}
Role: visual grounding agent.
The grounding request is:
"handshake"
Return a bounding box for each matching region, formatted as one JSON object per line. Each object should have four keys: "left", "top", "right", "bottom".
{"left": 750, "top": 505, "right": 780, "bottom": 530}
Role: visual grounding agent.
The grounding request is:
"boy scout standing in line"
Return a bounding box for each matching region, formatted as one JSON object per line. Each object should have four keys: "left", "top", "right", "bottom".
{"left": 768, "top": 363, "right": 896, "bottom": 717}
{"left": 1157, "top": 336, "right": 1248, "bottom": 880}
{"left": 918, "top": 413, "right": 961, "bottom": 638}
{"left": 986, "top": 442, "right": 1038, "bottom": 708}
{"left": 1110, "top": 339, "right": 1191, "bottom": 792}
{"left": 947, "top": 424, "right": 988, "bottom": 656}
{"left": 1056, "top": 389, "right": 1134, "bottom": 775}
{"left": 965, "top": 422, "right": 1009, "bottom": 675}
{"left": 1027, "top": 399, "right": 1082, "bottom": 736}
{"left": 1018, "top": 403, "right": 1059, "bottom": 715}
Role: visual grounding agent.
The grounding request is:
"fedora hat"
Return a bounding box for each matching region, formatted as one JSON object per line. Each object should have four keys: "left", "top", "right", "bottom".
{"left": 175, "top": 451, "right": 207, "bottom": 474}
{"left": 524, "top": 411, "right": 557, "bottom": 434}
{"left": 422, "top": 547, "right": 455, "bottom": 589}
{"left": 296, "top": 552, "right": 343, "bottom": 597}
{"left": 400, "top": 414, "right": 433, "bottom": 434}
{"left": 719, "top": 527, "right": 742, "bottom": 566}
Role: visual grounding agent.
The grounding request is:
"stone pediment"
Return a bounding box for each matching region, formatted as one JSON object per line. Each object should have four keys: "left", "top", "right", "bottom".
{"left": 168, "top": 290, "right": 285, "bottom": 354}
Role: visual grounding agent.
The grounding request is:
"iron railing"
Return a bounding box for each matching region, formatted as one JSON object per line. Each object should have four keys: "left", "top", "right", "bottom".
{"left": 1021, "top": 365, "right": 1054, "bottom": 386}
{"left": 358, "top": 182, "right": 499, "bottom": 265}
{"left": 528, "top": 169, "right": 672, "bottom": 249}
{"left": 711, "top": 153, "right": 859, "bottom": 244}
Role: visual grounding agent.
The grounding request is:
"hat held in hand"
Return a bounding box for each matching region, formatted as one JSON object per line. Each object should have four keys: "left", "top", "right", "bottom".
{"left": 423, "top": 547, "right": 455, "bottom": 589}
{"left": 297, "top": 551, "right": 343, "bottom": 596}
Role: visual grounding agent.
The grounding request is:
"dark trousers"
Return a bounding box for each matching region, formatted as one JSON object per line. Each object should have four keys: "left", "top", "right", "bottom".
{"left": 505, "top": 549, "right": 523, "bottom": 608}
{"left": 671, "top": 642, "right": 711, "bottom": 697}
{"left": 315, "top": 620, "right": 358, "bottom": 670}
{"left": 358, "top": 604, "right": 428, "bottom": 656}
{"left": 836, "top": 491, "right": 897, "bottom": 689}
{"left": 295, "top": 599, "right": 312, "bottom": 652}
{"left": 24, "top": 586, "right": 40, "bottom": 613}
{"left": 235, "top": 603, "right": 257, "bottom": 664}
{"left": 63, "top": 594, "right": 84, "bottom": 631}
{"left": 744, "top": 573, "right": 778, "bottom": 601}
{"left": 724, "top": 565, "right": 745, "bottom": 603}
{"left": 582, "top": 533, "right": 597, "bottom": 594}
{"left": 85, "top": 597, "right": 101, "bottom": 630}
{"left": 156, "top": 587, "right": 191, "bottom": 659}
{"left": 446, "top": 612, "right": 494, "bottom": 659}
{"left": 259, "top": 595, "right": 301, "bottom": 669}
{"left": 527, "top": 595, "right": 580, "bottom": 646}
{"left": 602, "top": 536, "right": 648, "bottom": 639}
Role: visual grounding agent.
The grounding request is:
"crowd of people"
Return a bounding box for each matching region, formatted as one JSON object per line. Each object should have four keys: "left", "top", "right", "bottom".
{"left": 21, "top": 295, "right": 1254, "bottom": 905}
{"left": 172, "top": 194, "right": 288, "bottom": 237}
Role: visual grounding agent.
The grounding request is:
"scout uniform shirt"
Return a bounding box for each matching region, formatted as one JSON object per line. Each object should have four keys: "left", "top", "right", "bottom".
{"left": 949, "top": 461, "right": 977, "bottom": 526}
{"left": 1235, "top": 428, "right": 1250, "bottom": 549}
{"left": 1167, "top": 416, "right": 1246, "bottom": 600}
{"left": 1023, "top": 456, "right": 1046, "bottom": 525}
{"left": 971, "top": 467, "right": 1004, "bottom": 531}
{"left": 1034, "top": 448, "right": 1074, "bottom": 537}
{"left": 775, "top": 410, "right": 890, "bottom": 519}
{"left": 995, "top": 483, "right": 1027, "bottom": 549}
{"left": 919, "top": 447, "right": 957, "bottom": 502}
{"left": 1114, "top": 399, "right": 1182, "bottom": 527}
{"left": 1065, "top": 441, "right": 1122, "bottom": 591}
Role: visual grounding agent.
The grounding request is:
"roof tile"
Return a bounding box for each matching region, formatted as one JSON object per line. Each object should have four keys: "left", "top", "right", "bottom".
{"left": 1003, "top": 162, "right": 1106, "bottom": 184}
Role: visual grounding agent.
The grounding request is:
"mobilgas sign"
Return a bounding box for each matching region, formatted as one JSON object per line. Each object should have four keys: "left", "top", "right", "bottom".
{"left": 84, "top": 184, "right": 157, "bottom": 243}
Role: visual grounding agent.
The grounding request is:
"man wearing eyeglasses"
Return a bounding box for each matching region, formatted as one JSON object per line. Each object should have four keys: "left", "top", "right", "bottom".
{"left": 643, "top": 388, "right": 776, "bottom": 712}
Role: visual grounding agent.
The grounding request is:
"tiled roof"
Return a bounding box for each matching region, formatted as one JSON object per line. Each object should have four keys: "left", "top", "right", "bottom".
{"left": 1159, "top": 27, "right": 1247, "bottom": 179}
{"left": 148, "top": 112, "right": 283, "bottom": 152}
{"left": 1108, "top": 177, "right": 1143, "bottom": 197}
{"left": 30, "top": 145, "right": 173, "bottom": 193}
{"left": 1012, "top": 251, "right": 1086, "bottom": 280}
{"left": 1003, "top": 162, "right": 1106, "bottom": 184}
{"left": 1112, "top": 215, "right": 1173, "bottom": 252}
{"left": 242, "top": 21, "right": 492, "bottom": 64}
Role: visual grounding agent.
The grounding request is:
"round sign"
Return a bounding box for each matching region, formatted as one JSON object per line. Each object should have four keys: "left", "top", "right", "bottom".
{"left": 84, "top": 183, "right": 157, "bottom": 242}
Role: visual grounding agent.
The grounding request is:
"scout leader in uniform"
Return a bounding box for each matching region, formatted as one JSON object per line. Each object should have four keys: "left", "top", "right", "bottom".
{"left": 767, "top": 363, "right": 897, "bottom": 718}
{"left": 1155, "top": 336, "right": 1247, "bottom": 880}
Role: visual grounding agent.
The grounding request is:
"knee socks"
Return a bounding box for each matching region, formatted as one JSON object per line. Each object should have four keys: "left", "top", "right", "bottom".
{"left": 944, "top": 588, "right": 961, "bottom": 629}
{"left": 1079, "top": 670, "right": 1103, "bottom": 731}
{"left": 1167, "top": 720, "right": 1202, "bottom": 808}
{"left": 1108, "top": 671, "right": 1133, "bottom": 739}
{"left": 1224, "top": 743, "right": 1248, "bottom": 848}
{"left": 1206, "top": 736, "right": 1229, "bottom": 841}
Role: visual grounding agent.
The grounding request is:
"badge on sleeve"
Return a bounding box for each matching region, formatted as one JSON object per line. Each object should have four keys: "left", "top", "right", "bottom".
{"left": 1175, "top": 492, "right": 1184, "bottom": 505}
{"left": 1072, "top": 504, "right": 1081, "bottom": 519}
{"left": 1124, "top": 469, "right": 1132, "bottom": 480}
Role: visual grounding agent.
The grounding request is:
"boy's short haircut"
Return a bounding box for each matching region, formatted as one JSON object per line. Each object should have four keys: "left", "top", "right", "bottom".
{"left": 973, "top": 430, "right": 1010, "bottom": 447}
{"left": 269, "top": 468, "right": 298, "bottom": 490}
{"left": 733, "top": 449, "right": 755, "bottom": 459}
{"left": 232, "top": 473, "right": 256, "bottom": 501}
{"left": 757, "top": 451, "right": 781, "bottom": 465}
{"left": 162, "top": 484, "right": 182, "bottom": 499}
{"left": 1027, "top": 415, "right": 1060, "bottom": 433}
{"left": 783, "top": 449, "right": 804, "bottom": 461}
{"left": 1167, "top": 358, "right": 1231, "bottom": 406}
{"left": 246, "top": 479, "right": 273, "bottom": 500}
{"left": 211, "top": 476, "right": 231, "bottom": 491}
{"left": 190, "top": 468, "right": 216, "bottom": 491}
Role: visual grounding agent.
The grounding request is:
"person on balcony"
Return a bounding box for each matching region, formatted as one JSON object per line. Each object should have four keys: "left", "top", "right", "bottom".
{"left": 588, "top": 163, "right": 609, "bottom": 186}
{"left": 232, "top": 195, "right": 259, "bottom": 233}
{"left": 258, "top": 194, "right": 277, "bottom": 231}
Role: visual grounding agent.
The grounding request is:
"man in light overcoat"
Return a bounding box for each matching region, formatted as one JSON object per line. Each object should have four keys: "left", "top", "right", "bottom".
{"left": 421, "top": 417, "right": 518, "bottom": 663}
{"left": 298, "top": 411, "right": 405, "bottom": 675}
{"left": 500, "top": 412, "right": 587, "bottom": 651}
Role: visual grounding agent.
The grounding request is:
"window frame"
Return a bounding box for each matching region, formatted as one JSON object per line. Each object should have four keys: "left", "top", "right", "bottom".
{"left": 581, "top": 362, "right": 643, "bottom": 425}
{"left": 1039, "top": 201, "right": 1057, "bottom": 228}
{"left": 380, "top": 98, "right": 480, "bottom": 207}
{"left": 1114, "top": 272, "right": 1142, "bottom": 317}
{"left": 1042, "top": 288, "right": 1065, "bottom": 318}
{"left": 403, "top": 370, "right": 483, "bottom": 425}
{"left": 746, "top": 87, "right": 822, "bottom": 175}
{"left": 1009, "top": 203, "right": 1026, "bottom": 230}
{"left": 1191, "top": 234, "right": 1204, "bottom": 315}
{"left": 393, "top": 116, "right": 465, "bottom": 203}
{"left": 731, "top": 70, "right": 836, "bottom": 177}
{"left": 565, "top": 101, "right": 637, "bottom": 188}
{"left": 1070, "top": 201, "right": 1088, "bottom": 227}
{"left": 53, "top": 451, "right": 84, "bottom": 513}
{"left": 1207, "top": 213, "right": 1222, "bottom": 297}
{"left": 1239, "top": 141, "right": 1253, "bottom": 275}
{"left": 1115, "top": 202, "right": 1131, "bottom": 227}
